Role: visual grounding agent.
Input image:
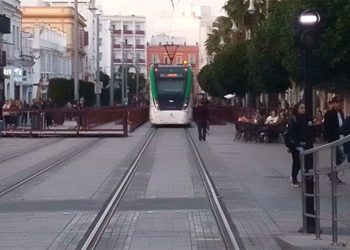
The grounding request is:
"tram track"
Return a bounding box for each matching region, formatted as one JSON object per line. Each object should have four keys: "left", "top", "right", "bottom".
{"left": 0, "top": 138, "right": 102, "bottom": 198}
{"left": 0, "top": 138, "right": 64, "bottom": 163}
{"left": 78, "top": 128, "right": 239, "bottom": 250}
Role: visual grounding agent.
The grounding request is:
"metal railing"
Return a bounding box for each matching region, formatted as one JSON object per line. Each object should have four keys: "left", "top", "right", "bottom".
{"left": 0, "top": 106, "right": 149, "bottom": 137}
{"left": 300, "top": 135, "right": 350, "bottom": 244}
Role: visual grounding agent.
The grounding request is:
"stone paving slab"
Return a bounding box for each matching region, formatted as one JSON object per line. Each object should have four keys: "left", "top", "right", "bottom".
{"left": 189, "top": 124, "right": 350, "bottom": 249}
{"left": 0, "top": 123, "right": 153, "bottom": 249}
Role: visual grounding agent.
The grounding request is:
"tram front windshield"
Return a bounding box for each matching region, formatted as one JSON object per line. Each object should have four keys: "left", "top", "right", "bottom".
{"left": 156, "top": 78, "right": 186, "bottom": 110}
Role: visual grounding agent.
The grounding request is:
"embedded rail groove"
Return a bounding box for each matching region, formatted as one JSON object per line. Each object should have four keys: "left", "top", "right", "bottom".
{"left": 79, "top": 129, "right": 157, "bottom": 250}
{"left": 0, "top": 138, "right": 101, "bottom": 198}
{"left": 0, "top": 138, "right": 63, "bottom": 163}
{"left": 79, "top": 128, "right": 239, "bottom": 250}
{"left": 185, "top": 129, "right": 240, "bottom": 250}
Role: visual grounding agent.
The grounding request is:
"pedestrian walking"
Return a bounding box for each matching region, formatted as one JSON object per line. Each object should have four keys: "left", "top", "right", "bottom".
{"left": 323, "top": 96, "right": 345, "bottom": 183}
{"left": 285, "top": 103, "right": 314, "bottom": 187}
{"left": 196, "top": 100, "right": 209, "bottom": 141}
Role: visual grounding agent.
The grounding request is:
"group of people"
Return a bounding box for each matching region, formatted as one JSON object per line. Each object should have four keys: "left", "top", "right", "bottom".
{"left": 286, "top": 96, "right": 349, "bottom": 187}
{"left": 0, "top": 98, "right": 55, "bottom": 130}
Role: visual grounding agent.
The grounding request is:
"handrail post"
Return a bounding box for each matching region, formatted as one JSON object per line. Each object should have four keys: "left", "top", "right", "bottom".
{"left": 331, "top": 146, "right": 338, "bottom": 244}
{"left": 123, "top": 108, "right": 128, "bottom": 137}
{"left": 314, "top": 151, "right": 321, "bottom": 239}
{"left": 300, "top": 153, "right": 307, "bottom": 233}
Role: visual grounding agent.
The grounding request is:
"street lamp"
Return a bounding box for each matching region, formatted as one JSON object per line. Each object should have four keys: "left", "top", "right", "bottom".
{"left": 298, "top": 8, "right": 322, "bottom": 235}
{"left": 73, "top": 0, "right": 79, "bottom": 101}
{"left": 129, "top": 65, "right": 139, "bottom": 105}
{"left": 247, "top": 0, "right": 269, "bottom": 18}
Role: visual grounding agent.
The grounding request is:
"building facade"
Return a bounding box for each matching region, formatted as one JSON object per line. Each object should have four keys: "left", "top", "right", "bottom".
{"left": 1, "top": 0, "right": 36, "bottom": 102}
{"left": 36, "top": 0, "right": 99, "bottom": 82}
{"left": 21, "top": 6, "right": 87, "bottom": 82}
{"left": 99, "top": 15, "right": 146, "bottom": 80}
{"left": 147, "top": 34, "right": 200, "bottom": 93}
{"left": 28, "top": 25, "right": 72, "bottom": 100}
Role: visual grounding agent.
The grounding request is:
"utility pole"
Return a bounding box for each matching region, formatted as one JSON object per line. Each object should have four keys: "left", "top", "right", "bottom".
{"left": 109, "top": 24, "right": 114, "bottom": 106}
{"left": 95, "top": 12, "right": 101, "bottom": 106}
{"left": 73, "top": 0, "right": 79, "bottom": 101}
{"left": 121, "top": 41, "right": 125, "bottom": 104}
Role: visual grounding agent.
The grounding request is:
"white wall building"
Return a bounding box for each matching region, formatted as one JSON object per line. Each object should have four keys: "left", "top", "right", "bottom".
{"left": 155, "top": 4, "right": 215, "bottom": 69}
{"left": 20, "top": 0, "right": 99, "bottom": 82}
{"left": 99, "top": 15, "right": 146, "bottom": 79}
{"left": 28, "top": 25, "right": 72, "bottom": 100}
{"left": 1, "top": 0, "right": 36, "bottom": 102}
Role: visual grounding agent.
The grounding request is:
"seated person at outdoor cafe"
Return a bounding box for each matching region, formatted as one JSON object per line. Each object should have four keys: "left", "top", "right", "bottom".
{"left": 253, "top": 109, "right": 265, "bottom": 125}
{"left": 265, "top": 110, "right": 279, "bottom": 125}
{"left": 238, "top": 113, "right": 250, "bottom": 123}
{"left": 313, "top": 109, "right": 324, "bottom": 125}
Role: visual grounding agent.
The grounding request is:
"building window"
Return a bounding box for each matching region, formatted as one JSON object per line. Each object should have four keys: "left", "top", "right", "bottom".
{"left": 99, "top": 24, "right": 102, "bottom": 30}
{"left": 99, "top": 38, "right": 102, "bottom": 46}
{"left": 136, "top": 39, "right": 140, "bottom": 45}
{"left": 99, "top": 52, "right": 102, "bottom": 61}
{"left": 12, "top": 25, "right": 15, "bottom": 45}
{"left": 136, "top": 24, "right": 141, "bottom": 31}
{"left": 189, "top": 54, "right": 196, "bottom": 64}
{"left": 152, "top": 55, "right": 159, "bottom": 63}
{"left": 176, "top": 56, "right": 183, "bottom": 64}
{"left": 17, "top": 27, "right": 19, "bottom": 49}
{"left": 124, "top": 39, "right": 128, "bottom": 44}
{"left": 123, "top": 24, "right": 128, "bottom": 31}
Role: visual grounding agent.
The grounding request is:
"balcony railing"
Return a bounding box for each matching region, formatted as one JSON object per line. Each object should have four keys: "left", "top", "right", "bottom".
{"left": 137, "top": 58, "right": 145, "bottom": 64}
{"left": 135, "top": 44, "right": 145, "bottom": 49}
{"left": 124, "top": 44, "right": 133, "bottom": 49}
{"left": 114, "top": 59, "right": 122, "bottom": 63}
{"left": 126, "top": 59, "right": 133, "bottom": 64}
{"left": 113, "top": 44, "right": 121, "bottom": 49}
{"left": 135, "top": 30, "right": 145, "bottom": 35}
{"left": 113, "top": 29, "right": 122, "bottom": 34}
{"left": 123, "top": 30, "right": 133, "bottom": 35}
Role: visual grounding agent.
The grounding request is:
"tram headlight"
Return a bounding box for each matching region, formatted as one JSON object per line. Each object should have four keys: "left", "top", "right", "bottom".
{"left": 182, "top": 99, "right": 189, "bottom": 110}
{"left": 153, "top": 98, "right": 160, "bottom": 110}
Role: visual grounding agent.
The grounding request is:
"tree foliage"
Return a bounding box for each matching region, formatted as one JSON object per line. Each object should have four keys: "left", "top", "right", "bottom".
{"left": 200, "top": 0, "right": 350, "bottom": 99}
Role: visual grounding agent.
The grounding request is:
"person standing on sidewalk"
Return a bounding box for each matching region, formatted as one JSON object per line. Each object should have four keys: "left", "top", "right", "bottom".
{"left": 196, "top": 100, "right": 209, "bottom": 141}
{"left": 286, "top": 103, "right": 314, "bottom": 187}
{"left": 323, "top": 96, "right": 345, "bottom": 183}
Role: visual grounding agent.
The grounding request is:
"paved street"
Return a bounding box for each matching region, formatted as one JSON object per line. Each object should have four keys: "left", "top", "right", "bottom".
{"left": 0, "top": 123, "right": 349, "bottom": 249}
{"left": 189, "top": 124, "right": 350, "bottom": 249}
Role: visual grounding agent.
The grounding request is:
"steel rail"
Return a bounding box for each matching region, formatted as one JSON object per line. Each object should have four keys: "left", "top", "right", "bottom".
{"left": 0, "top": 138, "right": 101, "bottom": 198}
{"left": 185, "top": 129, "right": 240, "bottom": 250}
{"left": 79, "top": 129, "right": 156, "bottom": 250}
{"left": 0, "top": 138, "right": 63, "bottom": 163}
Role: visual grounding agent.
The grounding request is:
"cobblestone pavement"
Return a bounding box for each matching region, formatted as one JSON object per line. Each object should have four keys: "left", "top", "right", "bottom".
{"left": 96, "top": 128, "right": 225, "bottom": 250}
{"left": 189, "top": 124, "right": 350, "bottom": 249}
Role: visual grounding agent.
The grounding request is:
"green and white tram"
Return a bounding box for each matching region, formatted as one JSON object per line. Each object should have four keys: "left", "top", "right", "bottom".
{"left": 149, "top": 64, "right": 193, "bottom": 125}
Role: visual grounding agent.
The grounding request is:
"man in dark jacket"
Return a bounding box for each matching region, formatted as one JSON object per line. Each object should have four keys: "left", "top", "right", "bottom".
{"left": 323, "top": 96, "right": 345, "bottom": 183}
{"left": 196, "top": 100, "right": 209, "bottom": 141}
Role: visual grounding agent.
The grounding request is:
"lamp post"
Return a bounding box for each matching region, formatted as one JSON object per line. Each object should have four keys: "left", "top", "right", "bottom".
{"left": 109, "top": 24, "right": 114, "bottom": 106}
{"left": 298, "top": 9, "right": 322, "bottom": 234}
{"left": 95, "top": 11, "right": 101, "bottom": 106}
{"left": 73, "top": 0, "right": 79, "bottom": 101}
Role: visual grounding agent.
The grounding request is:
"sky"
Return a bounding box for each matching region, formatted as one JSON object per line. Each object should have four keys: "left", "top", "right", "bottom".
{"left": 96, "top": 0, "right": 227, "bottom": 40}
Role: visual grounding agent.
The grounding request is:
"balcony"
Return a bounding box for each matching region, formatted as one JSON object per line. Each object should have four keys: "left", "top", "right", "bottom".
{"left": 124, "top": 44, "right": 133, "bottom": 49}
{"left": 113, "top": 44, "right": 121, "bottom": 49}
{"left": 123, "top": 30, "right": 133, "bottom": 35}
{"left": 126, "top": 59, "right": 133, "bottom": 64}
{"left": 135, "top": 30, "right": 145, "bottom": 35}
{"left": 113, "top": 29, "right": 122, "bottom": 34}
{"left": 114, "top": 59, "right": 121, "bottom": 63}
{"left": 137, "top": 58, "right": 145, "bottom": 64}
{"left": 135, "top": 44, "right": 145, "bottom": 49}
{"left": 0, "top": 51, "right": 6, "bottom": 66}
